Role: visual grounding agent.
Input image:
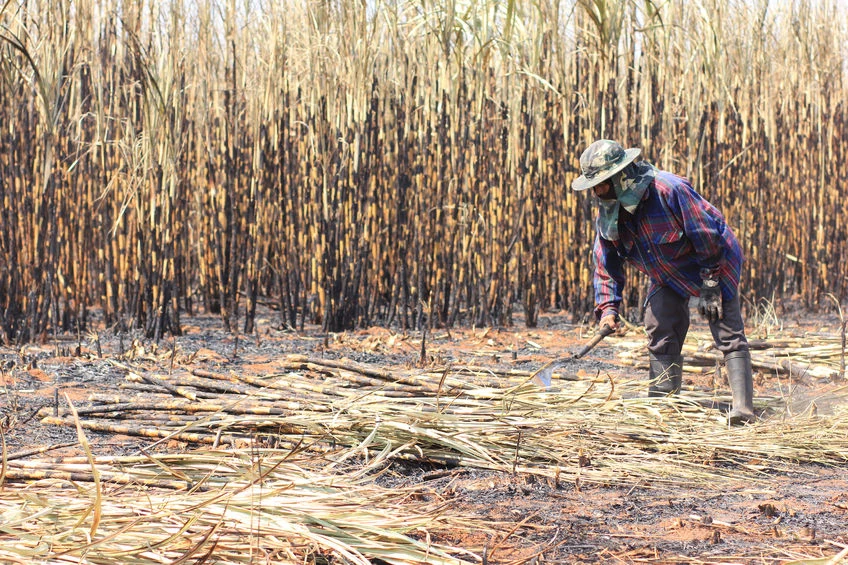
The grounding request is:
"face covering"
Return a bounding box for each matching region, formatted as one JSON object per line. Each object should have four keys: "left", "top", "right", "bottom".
{"left": 595, "top": 161, "right": 656, "bottom": 241}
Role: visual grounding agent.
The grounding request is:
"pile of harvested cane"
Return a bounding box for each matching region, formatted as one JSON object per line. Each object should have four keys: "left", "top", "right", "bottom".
{"left": 28, "top": 330, "right": 848, "bottom": 485}
{"left": 1, "top": 447, "right": 481, "bottom": 565}
{"left": 616, "top": 329, "right": 846, "bottom": 383}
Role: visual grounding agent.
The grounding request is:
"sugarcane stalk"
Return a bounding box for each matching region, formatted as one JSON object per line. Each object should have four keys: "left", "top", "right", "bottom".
{"left": 40, "top": 416, "right": 244, "bottom": 446}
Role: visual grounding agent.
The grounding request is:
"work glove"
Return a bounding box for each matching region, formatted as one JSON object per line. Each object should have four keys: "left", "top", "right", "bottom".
{"left": 698, "top": 278, "right": 723, "bottom": 323}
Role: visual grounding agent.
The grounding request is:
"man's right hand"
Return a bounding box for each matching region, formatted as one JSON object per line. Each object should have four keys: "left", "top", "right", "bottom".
{"left": 599, "top": 314, "right": 619, "bottom": 333}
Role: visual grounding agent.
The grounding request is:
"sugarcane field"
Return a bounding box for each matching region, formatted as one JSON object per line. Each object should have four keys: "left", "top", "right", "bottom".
{"left": 2, "top": 0, "right": 848, "bottom": 564}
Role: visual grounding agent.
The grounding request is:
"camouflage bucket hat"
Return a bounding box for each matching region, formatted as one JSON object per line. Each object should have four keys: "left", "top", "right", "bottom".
{"left": 572, "top": 139, "right": 641, "bottom": 191}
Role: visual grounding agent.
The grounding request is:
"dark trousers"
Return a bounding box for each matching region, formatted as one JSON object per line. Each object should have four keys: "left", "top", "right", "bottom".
{"left": 644, "top": 286, "right": 749, "bottom": 357}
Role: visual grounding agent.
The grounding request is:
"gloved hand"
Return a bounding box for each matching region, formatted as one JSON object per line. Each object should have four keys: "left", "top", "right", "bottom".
{"left": 698, "top": 278, "right": 723, "bottom": 323}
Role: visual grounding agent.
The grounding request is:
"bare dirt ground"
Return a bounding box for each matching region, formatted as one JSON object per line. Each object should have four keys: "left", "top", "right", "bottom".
{"left": 2, "top": 306, "right": 847, "bottom": 564}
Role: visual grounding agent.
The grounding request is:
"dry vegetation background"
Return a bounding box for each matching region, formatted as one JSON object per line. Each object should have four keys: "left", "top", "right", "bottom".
{"left": 1, "top": 0, "right": 847, "bottom": 344}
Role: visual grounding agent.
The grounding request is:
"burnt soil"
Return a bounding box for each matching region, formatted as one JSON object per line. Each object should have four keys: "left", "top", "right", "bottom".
{"left": 2, "top": 307, "right": 847, "bottom": 564}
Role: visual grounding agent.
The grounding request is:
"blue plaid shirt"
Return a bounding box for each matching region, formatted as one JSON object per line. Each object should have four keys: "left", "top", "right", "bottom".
{"left": 593, "top": 171, "right": 743, "bottom": 320}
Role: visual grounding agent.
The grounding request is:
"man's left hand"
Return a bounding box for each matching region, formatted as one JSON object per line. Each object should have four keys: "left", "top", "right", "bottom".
{"left": 698, "top": 279, "right": 723, "bottom": 323}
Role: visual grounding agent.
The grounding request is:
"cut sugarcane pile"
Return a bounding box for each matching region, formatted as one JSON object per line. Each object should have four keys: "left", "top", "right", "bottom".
{"left": 614, "top": 329, "right": 846, "bottom": 381}
{"left": 0, "top": 446, "right": 481, "bottom": 565}
{"left": 31, "top": 349, "right": 848, "bottom": 488}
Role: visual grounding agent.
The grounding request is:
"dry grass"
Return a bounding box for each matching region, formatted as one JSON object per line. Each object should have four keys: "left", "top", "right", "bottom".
{"left": 0, "top": 447, "right": 481, "bottom": 564}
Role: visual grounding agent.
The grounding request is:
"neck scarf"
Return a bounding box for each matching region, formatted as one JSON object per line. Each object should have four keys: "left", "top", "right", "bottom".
{"left": 596, "top": 161, "right": 656, "bottom": 241}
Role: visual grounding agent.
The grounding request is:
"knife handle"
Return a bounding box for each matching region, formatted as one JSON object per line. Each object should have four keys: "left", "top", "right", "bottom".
{"left": 573, "top": 325, "right": 614, "bottom": 359}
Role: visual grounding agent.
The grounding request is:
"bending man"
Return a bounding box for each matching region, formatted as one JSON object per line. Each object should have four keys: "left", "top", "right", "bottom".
{"left": 572, "top": 139, "right": 756, "bottom": 425}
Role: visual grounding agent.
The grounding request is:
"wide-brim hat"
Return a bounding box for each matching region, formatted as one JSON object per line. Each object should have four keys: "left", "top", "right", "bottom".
{"left": 572, "top": 140, "right": 641, "bottom": 191}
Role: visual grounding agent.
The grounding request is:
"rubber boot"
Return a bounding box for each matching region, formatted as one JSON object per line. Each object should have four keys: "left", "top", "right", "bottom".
{"left": 648, "top": 353, "right": 683, "bottom": 397}
{"left": 725, "top": 350, "right": 756, "bottom": 425}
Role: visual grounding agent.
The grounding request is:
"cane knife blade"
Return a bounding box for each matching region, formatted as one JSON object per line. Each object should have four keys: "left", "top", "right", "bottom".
{"left": 531, "top": 361, "right": 558, "bottom": 388}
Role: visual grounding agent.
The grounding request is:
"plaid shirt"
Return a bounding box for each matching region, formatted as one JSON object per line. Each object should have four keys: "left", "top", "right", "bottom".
{"left": 593, "top": 170, "right": 743, "bottom": 320}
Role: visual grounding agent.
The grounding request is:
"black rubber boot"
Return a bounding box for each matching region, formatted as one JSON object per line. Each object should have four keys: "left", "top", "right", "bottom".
{"left": 648, "top": 353, "right": 683, "bottom": 397}
{"left": 725, "top": 350, "right": 756, "bottom": 425}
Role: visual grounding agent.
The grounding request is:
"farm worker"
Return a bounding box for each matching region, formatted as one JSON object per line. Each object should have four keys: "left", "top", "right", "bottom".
{"left": 571, "top": 139, "right": 756, "bottom": 425}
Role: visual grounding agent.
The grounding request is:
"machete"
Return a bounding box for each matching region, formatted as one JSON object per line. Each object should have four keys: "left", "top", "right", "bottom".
{"left": 531, "top": 325, "right": 615, "bottom": 388}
